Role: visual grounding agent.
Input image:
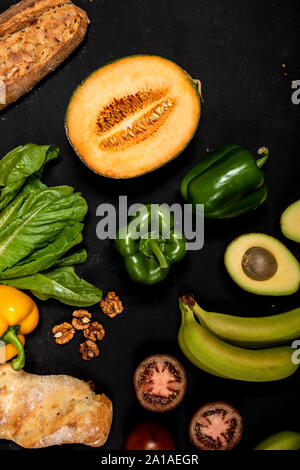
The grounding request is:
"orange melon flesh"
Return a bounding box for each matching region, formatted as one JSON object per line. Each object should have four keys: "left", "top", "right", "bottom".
{"left": 65, "top": 55, "right": 201, "bottom": 178}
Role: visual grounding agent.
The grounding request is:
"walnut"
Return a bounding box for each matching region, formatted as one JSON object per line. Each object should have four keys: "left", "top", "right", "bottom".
{"left": 100, "top": 291, "right": 124, "bottom": 318}
{"left": 84, "top": 321, "right": 105, "bottom": 341}
{"left": 79, "top": 340, "right": 99, "bottom": 361}
{"left": 52, "top": 322, "right": 75, "bottom": 345}
{"left": 72, "top": 309, "right": 92, "bottom": 330}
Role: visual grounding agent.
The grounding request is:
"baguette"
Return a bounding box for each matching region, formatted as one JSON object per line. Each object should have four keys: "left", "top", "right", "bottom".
{"left": 0, "top": 364, "right": 112, "bottom": 448}
{"left": 0, "top": 0, "right": 89, "bottom": 110}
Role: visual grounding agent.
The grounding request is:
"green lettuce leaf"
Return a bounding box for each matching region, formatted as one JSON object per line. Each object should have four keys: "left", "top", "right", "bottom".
{"left": 0, "top": 144, "right": 58, "bottom": 186}
{"left": 0, "top": 187, "right": 87, "bottom": 272}
{"left": 0, "top": 225, "right": 84, "bottom": 279}
{"left": 0, "top": 143, "right": 101, "bottom": 306}
{"left": 0, "top": 144, "right": 59, "bottom": 211}
{"left": 0, "top": 176, "right": 47, "bottom": 232}
{"left": 53, "top": 248, "right": 87, "bottom": 267}
{"left": 0, "top": 266, "right": 102, "bottom": 307}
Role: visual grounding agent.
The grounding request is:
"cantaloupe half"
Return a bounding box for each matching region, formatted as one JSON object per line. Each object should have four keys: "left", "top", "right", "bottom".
{"left": 65, "top": 55, "right": 201, "bottom": 178}
{"left": 281, "top": 199, "right": 300, "bottom": 243}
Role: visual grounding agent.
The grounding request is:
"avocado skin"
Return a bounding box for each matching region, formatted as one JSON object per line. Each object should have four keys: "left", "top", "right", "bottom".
{"left": 281, "top": 199, "right": 300, "bottom": 243}
{"left": 224, "top": 232, "right": 300, "bottom": 296}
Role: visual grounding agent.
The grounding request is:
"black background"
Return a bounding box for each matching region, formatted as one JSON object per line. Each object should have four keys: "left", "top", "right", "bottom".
{"left": 0, "top": 0, "right": 300, "bottom": 452}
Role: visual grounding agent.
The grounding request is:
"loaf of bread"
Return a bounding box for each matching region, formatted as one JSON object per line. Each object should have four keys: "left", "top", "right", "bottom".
{"left": 0, "top": 364, "right": 112, "bottom": 448}
{"left": 0, "top": 0, "right": 89, "bottom": 110}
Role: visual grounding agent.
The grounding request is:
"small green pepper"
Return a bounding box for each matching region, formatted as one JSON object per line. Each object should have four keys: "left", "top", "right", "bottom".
{"left": 180, "top": 144, "right": 269, "bottom": 219}
{"left": 114, "top": 204, "right": 186, "bottom": 284}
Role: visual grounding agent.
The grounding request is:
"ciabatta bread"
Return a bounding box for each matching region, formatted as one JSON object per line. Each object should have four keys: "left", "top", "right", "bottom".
{"left": 0, "top": 364, "right": 112, "bottom": 448}
{"left": 0, "top": 0, "right": 89, "bottom": 110}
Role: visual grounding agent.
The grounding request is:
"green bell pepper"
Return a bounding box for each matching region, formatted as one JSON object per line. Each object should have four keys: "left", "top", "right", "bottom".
{"left": 180, "top": 144, "right": 269, "bottom": 219}
{"left": 114, "top": 204, "right": 187, "bottom": 284}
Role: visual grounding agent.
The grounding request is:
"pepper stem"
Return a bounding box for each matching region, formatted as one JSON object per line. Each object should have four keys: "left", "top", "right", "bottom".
{"left": 256, "top": 147, "right": 269, "bottom": 168}
{"left": 146, "top": 239, "right": 169, "bottom": 269}
{"left": 1, "top": 326, "right": 25, "bottom": 371}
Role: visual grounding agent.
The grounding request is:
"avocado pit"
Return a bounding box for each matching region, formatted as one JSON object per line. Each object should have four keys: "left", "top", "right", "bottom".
{"left": 242, "top": 246, "right": 278, "bottom": 281}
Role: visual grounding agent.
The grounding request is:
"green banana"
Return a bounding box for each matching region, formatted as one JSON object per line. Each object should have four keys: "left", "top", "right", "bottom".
{"left": 254, "top": 431, "right": 300, "bottom": 450}
{"left": 188, "top": 295, "right": 300, "bottom": 348}
{"left": 178, "top": 305, "right": 228, "bottom": 378}
{"left": 178, "top": 296, "right": 299, "bottom": 382}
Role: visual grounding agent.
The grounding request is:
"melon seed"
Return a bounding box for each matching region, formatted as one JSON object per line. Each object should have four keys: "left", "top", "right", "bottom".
{"left": 97, "top": 93, "right": 176, "bottom": 151}
{"left": 95, "top": 88, "right": 168, "bottom": 135}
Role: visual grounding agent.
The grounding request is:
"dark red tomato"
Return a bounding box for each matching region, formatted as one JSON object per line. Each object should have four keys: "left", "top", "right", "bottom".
{"left": 189, "top": 401, "right": 243, "bottom": 450}
{"left": 133, "top": 354, "right": 187, "bottom": 412}
{"left": 125, "top": 421, "right": 176, "bottom": 450}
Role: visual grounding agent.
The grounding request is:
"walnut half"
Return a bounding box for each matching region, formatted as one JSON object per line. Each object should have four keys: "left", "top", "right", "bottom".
{"left": 79, "top": 340, "right": 99, "bottom": 361}
{"left": 72, "top": 309, "right": 92, "bottom": 330}
{"left": 84, "top": 322, "right": 105, "bottom": 341}
{"left": 52, "top": 322, "right": 75, "bottom": 345}
{"left": 100, "top": 291, "right": 124, "bottom": 318}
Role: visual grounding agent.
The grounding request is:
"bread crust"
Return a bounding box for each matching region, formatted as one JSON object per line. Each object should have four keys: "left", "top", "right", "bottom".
{"left": 0, "top": 0, "right": 89, "bottom": 110}
{"left": 0, "top": 364, "right": 113, "bottom": 448}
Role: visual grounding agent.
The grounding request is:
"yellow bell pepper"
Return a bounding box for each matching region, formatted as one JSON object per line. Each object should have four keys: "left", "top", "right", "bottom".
{"left": 0, "top": 286, "right": 39, "bottom": 371}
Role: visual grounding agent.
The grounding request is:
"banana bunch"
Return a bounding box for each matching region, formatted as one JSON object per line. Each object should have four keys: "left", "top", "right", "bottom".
{"left": 178, "top": 295, "right": 300, "bottom": 382}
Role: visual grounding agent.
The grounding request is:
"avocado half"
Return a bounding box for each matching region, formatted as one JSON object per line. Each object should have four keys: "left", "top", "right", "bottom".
{"left": 224, "top": 233, "right": 300, "bottom": 296}
{"left": 281, "top": 199, "right": 300, "bottom": 243}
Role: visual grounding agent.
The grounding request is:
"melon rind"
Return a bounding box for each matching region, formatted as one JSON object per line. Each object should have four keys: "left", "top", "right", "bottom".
{"left": 65, "top": 55, "right": 201, "bottom": 179}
